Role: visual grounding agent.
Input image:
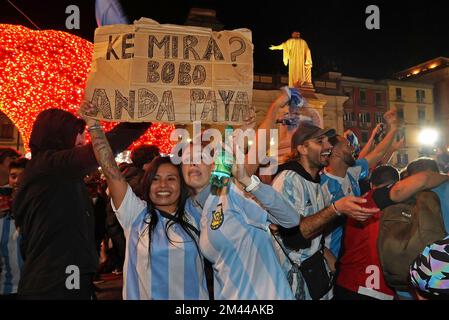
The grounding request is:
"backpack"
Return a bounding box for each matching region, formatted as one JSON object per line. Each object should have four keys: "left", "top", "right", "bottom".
{"left": 377, "top": 191, "right": 447, "bottom": 291}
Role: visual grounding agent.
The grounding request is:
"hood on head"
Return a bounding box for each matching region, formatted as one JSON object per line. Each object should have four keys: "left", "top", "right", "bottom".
{"left": 29, "top": 108, "right": 86, "bottom": 155}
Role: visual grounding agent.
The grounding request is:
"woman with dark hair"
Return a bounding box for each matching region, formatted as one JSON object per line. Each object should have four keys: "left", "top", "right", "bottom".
{"left": 80, "top": 104, "right": 208, "bottom": 299}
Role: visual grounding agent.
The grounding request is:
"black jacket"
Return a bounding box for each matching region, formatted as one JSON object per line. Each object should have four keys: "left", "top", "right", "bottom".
{"left": 13, "top": 109, "right": 150, "bottom": 298}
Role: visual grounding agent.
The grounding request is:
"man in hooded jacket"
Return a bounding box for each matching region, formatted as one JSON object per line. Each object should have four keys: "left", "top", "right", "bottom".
{"left": 13, "top": 107, "right": 150, "bottom": 299}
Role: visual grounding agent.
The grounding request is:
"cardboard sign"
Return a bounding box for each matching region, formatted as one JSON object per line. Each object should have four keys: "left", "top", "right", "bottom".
{"left": 84, "top": 18, "right": 254, "bottom": 124}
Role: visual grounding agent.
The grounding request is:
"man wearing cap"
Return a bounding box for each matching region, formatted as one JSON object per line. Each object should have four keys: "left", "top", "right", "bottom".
{"left": 271, "top": 123, "right": 379, "bottom": 300}
{"left": 320, "top": 110, "right": 399, "bottom": 259}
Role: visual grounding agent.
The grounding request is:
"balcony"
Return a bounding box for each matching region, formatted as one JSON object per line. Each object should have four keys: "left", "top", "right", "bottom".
{"left": 417, "top": 97, "right": 425, "bottom": 104}
{"left": 360, "top": 122, "right": 372, "bottom": 129}
{"left": 344, "top": 121, "right": 356, "bottom": 128}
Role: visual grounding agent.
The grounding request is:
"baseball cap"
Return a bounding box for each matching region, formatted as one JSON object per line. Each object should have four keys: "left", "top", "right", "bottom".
{"left": 291, "top": 123, "right": 336, "bottom": 150}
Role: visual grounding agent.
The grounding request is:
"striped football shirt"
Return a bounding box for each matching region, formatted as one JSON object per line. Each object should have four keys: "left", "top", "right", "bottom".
{"left": 112, "top": 185, "right": 209, "bottom": 300}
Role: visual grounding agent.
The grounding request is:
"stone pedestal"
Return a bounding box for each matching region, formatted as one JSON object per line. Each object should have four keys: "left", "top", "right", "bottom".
{"left": 276, "top": 87, "right": 327, "bottom": 164}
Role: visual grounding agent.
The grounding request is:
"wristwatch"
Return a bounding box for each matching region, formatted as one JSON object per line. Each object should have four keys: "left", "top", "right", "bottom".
{"left": 244, "top": 175, "right": 261, "bottom": 192}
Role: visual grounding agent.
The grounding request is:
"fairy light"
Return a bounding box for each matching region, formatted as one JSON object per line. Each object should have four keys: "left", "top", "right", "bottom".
{"left": 0, "top": 24, "right": 174, "bottom": 154}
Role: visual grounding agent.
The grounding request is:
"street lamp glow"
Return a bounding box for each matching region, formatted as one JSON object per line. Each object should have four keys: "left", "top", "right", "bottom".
{"left": 418, "top": 128, "right": 438, "bottom": 146}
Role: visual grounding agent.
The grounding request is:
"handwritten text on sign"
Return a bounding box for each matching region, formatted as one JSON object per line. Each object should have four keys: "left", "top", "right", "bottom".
{"left": 84, "top": 18, "right": 254, "bottom": 124}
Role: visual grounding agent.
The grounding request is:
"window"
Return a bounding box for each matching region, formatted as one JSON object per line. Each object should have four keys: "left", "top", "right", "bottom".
{"left": 344, "top": 111, "right": 356, "bottom": 122}
{"left": 416, "top": 90, "right": 425, "bottom": 103}
{"left": 375, "top": 92, "right": 383, "bottom": 106}
{"left": 344, "top": 111, "right": 356, "bottom": 127}
{"left": 343, "top": 87, "right": 353, "bottom": 106}
{"left": 359, "top": 112, "right": 371, "bottom": 123}
{"left": 418, "top": 107, "right": 426, "bottom": 123}
{"left": 360, "top": 89, "right": 367, "bottom": 106}
{"left": 396, "top": 128, "right": 406, "bottom": 144}
{"left": 396, "top": 105, "right": 404, "bottom": 120}
{"left": 359, "top": 112, "right": 371, "bottom": 129}
{"left": 375, "top": 112, "right": 384, "bottom": 124}
{"left": 396, "top": 88, "right": 402, "bottom": 100}
{"left": 361, "top": 131, "right": 369, "bottom": 144}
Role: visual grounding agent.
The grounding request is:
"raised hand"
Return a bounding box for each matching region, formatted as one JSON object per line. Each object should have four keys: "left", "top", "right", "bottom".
{"left": 370, "top": 123, "right": 384, "bottom": 140}
{"left": 77, "top": 100, "right": 99, "bottom": 127}
{"left": 229, "top": 138, "right": 252, "bottom": 187}
{"left": 392, "top": 137, "right": 405, "bottom": 151}
{"left": 384, "top": 109, "right": 399, "bottom": 128}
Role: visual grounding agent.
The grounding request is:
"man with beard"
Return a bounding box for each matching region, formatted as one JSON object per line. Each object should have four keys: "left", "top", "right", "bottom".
{"left": 320, "top": 110, "right": 399, "bottom": 259}
{"left": 271, "top": 123, "right": 379, "bottom": 299}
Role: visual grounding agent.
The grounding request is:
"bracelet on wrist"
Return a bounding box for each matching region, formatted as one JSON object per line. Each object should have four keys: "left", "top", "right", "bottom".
{"left": 87, "top": 124, "right": 102, "bottom": 132}
{"left": 332, "top": 202, "right": 342, "bottom": 216}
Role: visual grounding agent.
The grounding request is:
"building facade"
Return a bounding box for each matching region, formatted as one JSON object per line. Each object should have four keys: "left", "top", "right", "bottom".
{"left": 383, "top": 80, "right": 435, "bottom": 168}
{"left": 394, "top": 57, "right": 449, "bottom": 149}
{"left": 315, "top": 73, "right": 389, "bottom": 147}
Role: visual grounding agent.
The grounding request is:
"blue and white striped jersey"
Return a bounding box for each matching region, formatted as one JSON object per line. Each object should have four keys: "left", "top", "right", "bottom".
{"left": 0, "top": 212, "right": 22, "bottom": 295}
{"left": 320, "top": 158, "right": 369, "bottom": 256}
{"left": 198, "top": 183, "right": 294, "bottom": 300}
{"left": 272, "top": 169, "right": 333, "bottom": 300}
{"left": 112, "top": 185, "right": 209, "bottom": 300}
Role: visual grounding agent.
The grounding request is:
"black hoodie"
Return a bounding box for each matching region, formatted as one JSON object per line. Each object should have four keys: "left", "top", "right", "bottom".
{"left": 13, "top": 109, "right": 150, "bottom": 299}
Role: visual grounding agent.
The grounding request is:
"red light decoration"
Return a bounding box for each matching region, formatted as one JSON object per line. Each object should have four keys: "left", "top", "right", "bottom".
{"left": 0, "top": 24, "right": 174, "bottom": 153}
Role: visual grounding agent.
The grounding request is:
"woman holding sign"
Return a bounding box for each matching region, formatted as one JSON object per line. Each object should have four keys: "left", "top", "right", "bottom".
{"left": 80, "top": 102, "right": 209, "bottom": 300}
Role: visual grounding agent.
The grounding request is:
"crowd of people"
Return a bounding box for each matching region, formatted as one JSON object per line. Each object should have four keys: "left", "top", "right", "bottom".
{"left": 0, "top": 88, "right": 448, "bottom": 300}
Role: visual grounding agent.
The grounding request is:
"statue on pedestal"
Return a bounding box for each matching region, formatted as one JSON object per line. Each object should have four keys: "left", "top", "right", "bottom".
{"left": 270, "top": 31, "right": 313, "bottom": 87}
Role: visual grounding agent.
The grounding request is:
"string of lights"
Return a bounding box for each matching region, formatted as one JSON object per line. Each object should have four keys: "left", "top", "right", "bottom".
{"left": 0, "top": 24, "right": 174, "bottom": 154}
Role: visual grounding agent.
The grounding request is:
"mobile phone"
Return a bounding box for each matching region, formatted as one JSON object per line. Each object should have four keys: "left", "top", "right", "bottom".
{"left": 374, "top": 123, "right": 386, "bottom": 144}
{"left": 0, "top": 187, "right": 13, "bottom": 196}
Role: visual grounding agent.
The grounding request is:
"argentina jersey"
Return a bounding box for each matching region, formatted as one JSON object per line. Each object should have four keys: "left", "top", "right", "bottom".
{"left": 320, "top": 158, "right": 369, "bottom": 257}
{"left": 0, "top": 213, "right": 23, "bottom": 295}
{"left": 200, "top": 183, "right": 294, "bottom": 300}
{"left": 112, "top": 185, "right": 209, "bottom": 300}
{"left": 272, "top": 169, "right": 333, "bottom": 300}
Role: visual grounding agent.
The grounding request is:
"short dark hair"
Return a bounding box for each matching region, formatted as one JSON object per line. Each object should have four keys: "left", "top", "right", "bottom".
{"left": 328, "top": 135, "right": 341, "bottom": 147}
{"left": 0, "top": 147, "right": 20, "bottom": 164}
{"left": 407, "top": 157, "right": 439, "bottom": 175}
{"left": 371, "top": 165, "right": 399, "bottom": 187}
{"left": 9, "top": 157, "right": 28, "bottom": 170}
{"left": 130, "top": 144, "right": 160, "bottom": 169}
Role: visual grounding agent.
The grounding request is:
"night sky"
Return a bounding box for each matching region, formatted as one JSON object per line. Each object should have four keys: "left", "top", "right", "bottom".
{"left": 2, "top": 0, "right": 449, "bottom": 79}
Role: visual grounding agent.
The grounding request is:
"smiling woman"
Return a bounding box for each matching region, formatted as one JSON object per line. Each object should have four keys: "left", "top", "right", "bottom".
{"left": 149, "top": 162, "right": 181, "bottom": 213}
{"left": 80, "top": 100, "right": 209, "bottom": 299}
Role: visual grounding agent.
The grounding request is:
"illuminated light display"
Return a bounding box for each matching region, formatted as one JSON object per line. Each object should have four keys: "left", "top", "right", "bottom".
{"left": 0, "top": 24, "right": 174, "bottom": 153}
